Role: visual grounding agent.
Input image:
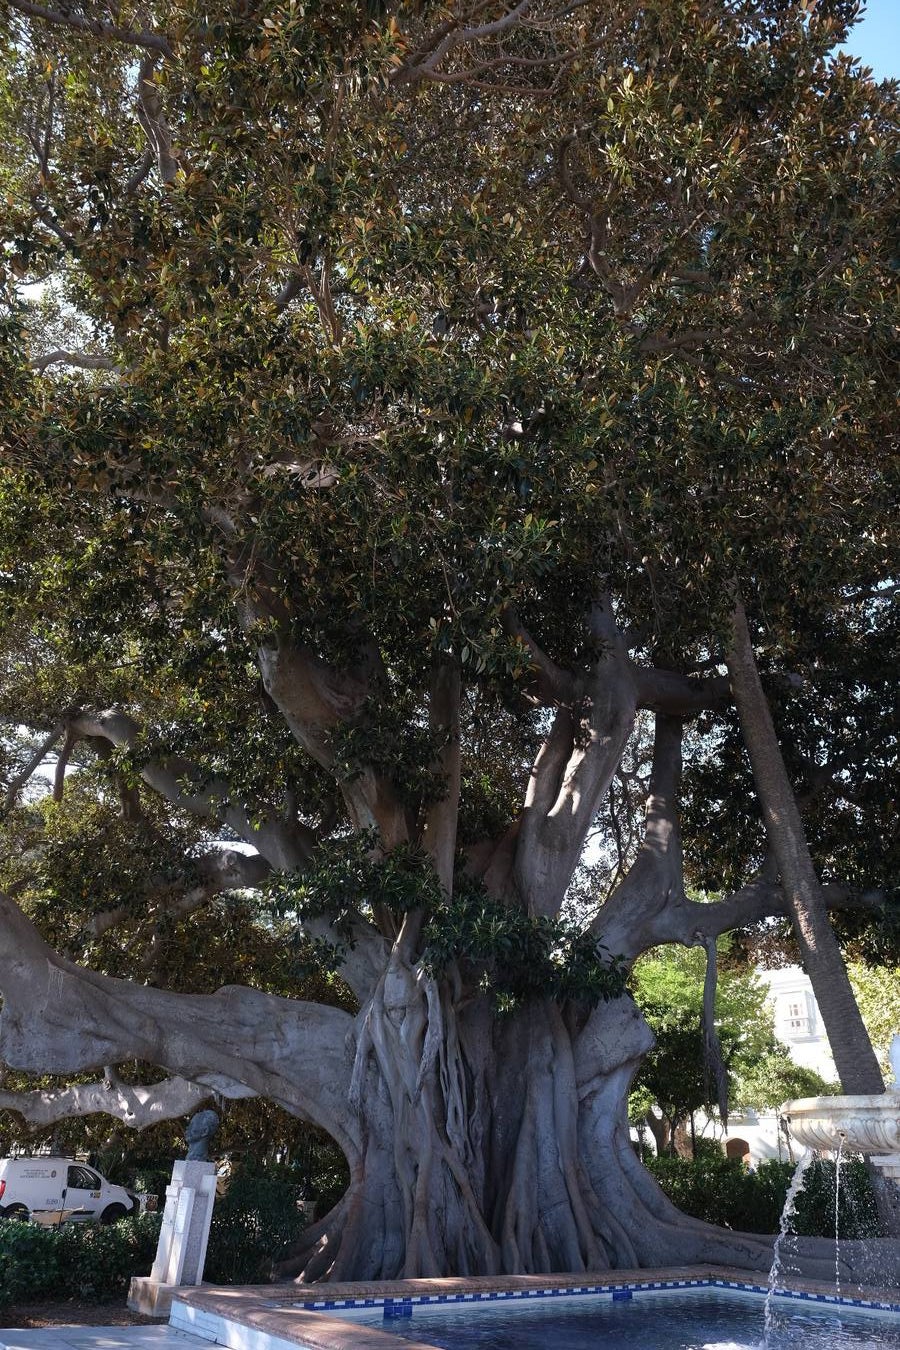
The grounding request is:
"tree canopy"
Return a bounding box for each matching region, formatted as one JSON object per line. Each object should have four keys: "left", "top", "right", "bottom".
{"left": 0, "top": 0, "right": 896, "bottom": 1279}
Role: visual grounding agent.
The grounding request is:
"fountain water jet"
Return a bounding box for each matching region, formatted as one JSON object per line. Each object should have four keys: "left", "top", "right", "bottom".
{"left": 764, "top": 1148, "right": 814, "bottom": 1344}
{"left": 779, "top": 1031, "right": 900, "bottom": 1286}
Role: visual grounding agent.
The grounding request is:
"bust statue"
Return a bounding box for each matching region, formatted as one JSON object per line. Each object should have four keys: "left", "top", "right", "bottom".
{"left": 184, "top": 1108, "right": 220, "bottom": 1161}
{"left": 889, "top": 1033, "right": 900, "bottom": 1089}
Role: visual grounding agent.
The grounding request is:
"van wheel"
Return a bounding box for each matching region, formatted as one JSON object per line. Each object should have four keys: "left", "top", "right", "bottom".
{"left": 100, "top": 1203, "right": 128, "bottom": 1225}
{"left": 1, "top": 1204, "right": 29, "bottom": 1221}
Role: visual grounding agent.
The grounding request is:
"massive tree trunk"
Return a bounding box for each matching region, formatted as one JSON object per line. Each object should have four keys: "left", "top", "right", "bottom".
{"left": 293, "top": 982, "right": 789, "bottom": 1282}
{"left": 727, "top": 599, "right": 884, "bottom": 1097}
{"left": 2, "top": 888, "right": 874, "bottom": 1285}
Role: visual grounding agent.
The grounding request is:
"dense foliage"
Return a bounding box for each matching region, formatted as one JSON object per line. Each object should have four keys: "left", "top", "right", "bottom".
{"left": 647, "top": 1153, "right": 882, "bottom": 1239}
{"left": 0, "top": 1213, "right": 162, "bottom": 1309}
{"left": 0, "top": 0, "right": 896, "bottom": 1279}
{"left": 204, "top": 1171, "right": 310, "bottom": 1284}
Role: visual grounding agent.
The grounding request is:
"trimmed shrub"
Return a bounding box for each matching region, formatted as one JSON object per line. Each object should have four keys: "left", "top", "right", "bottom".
{"left": 54, "top": 1213, "right": 164, "bottom": 1301}
{"left": 0, "top": 1219, "right": 63, "bottom": 1307}
{"left": 0, "top": 1213, "right": 161, "bottom": 1308}
{"left": 0, "top": 1173, "right": 307, "bottom": 1306}
{"left": 647, "top": 1153, "right": 882, "bottom": 1237}
{"left": 791, "top": 1156, "right": 882, "bottom": 1239}
{"left": 204, "top": 1171, "right": 307, "bottom": 1285}
{"left": 648, "top": 1154, "right": 789, "bottom": 1232}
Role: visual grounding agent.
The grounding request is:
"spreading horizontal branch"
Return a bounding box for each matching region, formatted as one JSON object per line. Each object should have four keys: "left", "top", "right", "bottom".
{"left": 633, "top": 667, "right": 731, "bottom": 717}
{"left": 87, "top": 847, "right": 272, "bottom": 940}
{"left": 0, "top": 891, "right": 359, "bottom": 1148}
{"left": 685, "top": 879, "right": 885, "bottom": 944}
{"left": 0, "top": 1072, "right": 223, "bottom": 1129}
{"left": 595, "top": 868, "right": 884, "bottom": 961}
{"left": 31, "top": 349, "right": 120, "bottom": 374}
{"left": 8, "top": 0, "right": 174, "bottom": 58}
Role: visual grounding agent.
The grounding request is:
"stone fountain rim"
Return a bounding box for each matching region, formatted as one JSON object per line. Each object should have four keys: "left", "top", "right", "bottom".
{"left": 780, "top": 1093, "right": 900, "bottom": 1116}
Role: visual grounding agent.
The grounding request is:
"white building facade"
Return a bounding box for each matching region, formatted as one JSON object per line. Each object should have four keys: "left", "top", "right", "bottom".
{"left": 717, "top": 965, "right": 837, "bottom": 1166}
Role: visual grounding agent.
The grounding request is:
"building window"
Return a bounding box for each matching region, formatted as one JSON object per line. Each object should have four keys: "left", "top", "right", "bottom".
{"left": 783, "top": 998, "right": 810, "bottom": 1034}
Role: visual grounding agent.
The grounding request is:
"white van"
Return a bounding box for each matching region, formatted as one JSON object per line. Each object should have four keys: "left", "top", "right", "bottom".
{"left": 0, "top": 1157, "right": 138, "bottom": 1225}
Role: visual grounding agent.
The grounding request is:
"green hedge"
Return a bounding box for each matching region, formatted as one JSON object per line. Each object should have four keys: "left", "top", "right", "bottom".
{"left": 0, "top": 1174, "right": 308, "bottom": 1308}
{"left": 2, "top": 1156, "right": 879, "bottom": 1308}
{"left": 204, "top": 1172, "right": 308, "bottom": 1285}
{"left": 647, "top": 1154, "right": 882, "bottom": 1237}
{"left": 0, "top": 1213, "right": 162, "bottom": 1308}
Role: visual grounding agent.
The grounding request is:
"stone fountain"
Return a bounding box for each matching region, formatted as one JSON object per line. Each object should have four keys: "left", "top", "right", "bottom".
{"left": 780, "top": 1034, "right": 900, "bottom": 1187}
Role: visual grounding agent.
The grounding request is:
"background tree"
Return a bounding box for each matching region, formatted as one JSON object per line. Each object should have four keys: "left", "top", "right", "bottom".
{"left": 0, "top": 0, "right": 896, "bottom": 1281}
{"left": 630, "top": 946, "right": 834, "bottom": 1156}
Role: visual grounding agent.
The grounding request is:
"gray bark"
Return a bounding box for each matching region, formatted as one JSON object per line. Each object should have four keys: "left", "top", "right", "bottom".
{"left": 0, "top": 891, "right": 358, "bottom": 1155}
{"left": 591, "top": 712, "right": 689, "bottom": 958}
{"left": 0, "top": 604, "right": 889, "bottom": 1282}
{"left": 70, "top": 710, "right": 317, "bottom": 871}
{"left": 514, "top": 598, "right": 637, "bottom": 917}
{"left": 68, "top": 708, "right": 386, "bottom": 1001}
{"left": 0, "top": 1073, "right": 245, "bottom": 1129}
{"left": 727, "top": 599, "right": 884, "bottom": 1096}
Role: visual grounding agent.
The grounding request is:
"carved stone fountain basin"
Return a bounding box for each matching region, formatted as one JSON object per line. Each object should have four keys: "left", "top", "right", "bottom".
{"left": 781, "top": 1094, "right": 900, "bottom": 1179}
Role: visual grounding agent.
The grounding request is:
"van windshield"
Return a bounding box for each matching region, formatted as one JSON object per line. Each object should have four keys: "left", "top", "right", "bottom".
{"left": 67, "top": 1165, "right": 100, "bottom": 1188}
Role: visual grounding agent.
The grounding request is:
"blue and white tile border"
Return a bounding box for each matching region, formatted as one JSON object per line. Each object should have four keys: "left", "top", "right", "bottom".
{"left": 278, "top": 1277, "right": 900, "bottom": 1317}
{"left": 712, "top": 1277, "right": 900, "bottom": 1313}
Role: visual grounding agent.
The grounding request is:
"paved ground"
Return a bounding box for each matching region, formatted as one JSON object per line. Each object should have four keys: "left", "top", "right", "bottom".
{"left": 0, "top": 1330, "right": 208, "bottom": 1349}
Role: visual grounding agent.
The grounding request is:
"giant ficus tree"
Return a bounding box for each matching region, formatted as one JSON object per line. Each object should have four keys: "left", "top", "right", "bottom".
{"left": 0, "top": 0, "right": 897, "bottom": 1280}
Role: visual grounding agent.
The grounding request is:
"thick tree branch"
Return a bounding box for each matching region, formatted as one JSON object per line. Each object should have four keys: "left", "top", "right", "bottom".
{"left": 514, "top": 597, "right": 637, "bottom": 917}
{"left": 503, "top": 608, "right": 574, "bottom": 704}
{"left": 727, "top": 595, "right": 884, "bottom": 1094}
{"left": 633, "top": 667, "right": 730, "bottom": 717}
{"left": 69, "top": 709, "right": 316, "bottom": 871}
{"left": 67, "top": 709, "right": 384, "bottom": 998}
{"left": 125, "top": 147, "right": 154, "bottom": 195}
{"left": 31, "top": 349, "right": 120, "bottom": 374}
{"left": 685, "top": 879, "right": 885, "bottom": 945}
{"left": 599, "top": 864, "right": 884, "bottom": 962}
{"left": 275, "top": 272, "right": 305, "bottom": 313}
{"left": 0, "top": 1073, "right": 227, "bottom": 1129}
{"left": 0, "top": 892, "right": 359, "bottom": 1150}
{"left": 254, "top": 637, "right": 408, "bottom": 850}
{"left": 29, "top": 198, "right": 78, "bottom": 251}
{"left": 251, "top": 639, "right": 368, "bottom": 770}
{"left": 135, "top": 53, "right": 182, "bottom": 184}
{"left": 2, "top": 724, "right": 63, "bottom": 813}
{"left": 590, "top": 713, "right": 687, "bottom": 959}
{"left": 7, "top": 1, "right": 175, "bottom": 58}
{"left": 52, "top": 727, "right": 75, "bottom": 802}
{"left": 86, "top": 847, "right": 272, "bottom": 940}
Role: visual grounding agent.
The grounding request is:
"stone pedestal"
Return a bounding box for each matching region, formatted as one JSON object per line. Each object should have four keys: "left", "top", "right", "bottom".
{"left": 127, "top": 1160, "right": 217, "bottom": 1318}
